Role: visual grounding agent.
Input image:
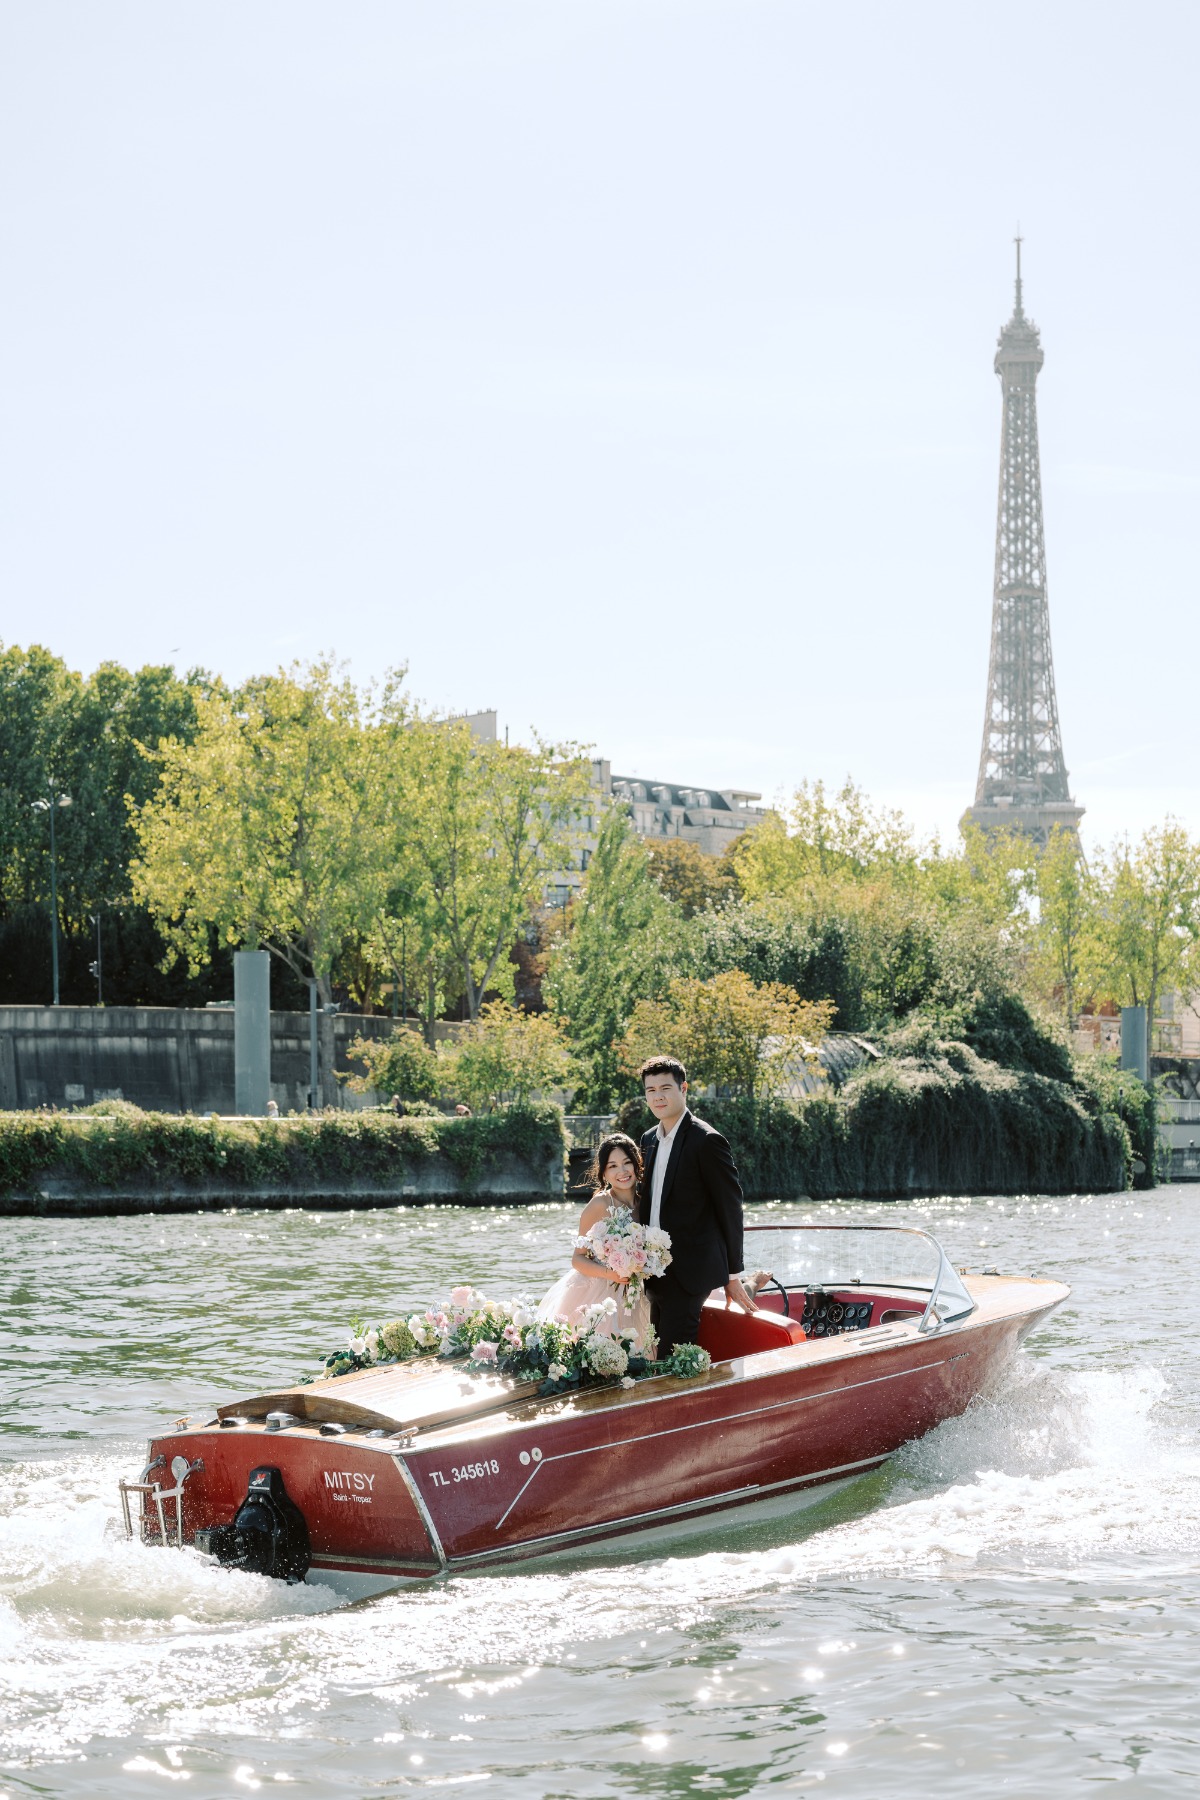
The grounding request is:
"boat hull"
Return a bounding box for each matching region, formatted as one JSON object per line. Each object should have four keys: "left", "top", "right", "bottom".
{"left": 134, "top": 1273, "right": 1067, "bottom": 1596}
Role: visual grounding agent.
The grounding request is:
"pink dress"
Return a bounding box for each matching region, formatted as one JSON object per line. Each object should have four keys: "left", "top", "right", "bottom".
{"left": 537, "top": 1202, "right": 653, "bottom": 1350}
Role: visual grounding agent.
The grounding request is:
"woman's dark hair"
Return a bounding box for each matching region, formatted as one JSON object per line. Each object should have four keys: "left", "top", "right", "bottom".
{"left": 588, "top": 1131, "right": 644, "bottom": 1192}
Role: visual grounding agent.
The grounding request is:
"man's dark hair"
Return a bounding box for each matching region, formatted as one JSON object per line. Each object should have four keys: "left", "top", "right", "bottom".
{"left": 640, "top": 1055, "right": 687, "bottom": 1087}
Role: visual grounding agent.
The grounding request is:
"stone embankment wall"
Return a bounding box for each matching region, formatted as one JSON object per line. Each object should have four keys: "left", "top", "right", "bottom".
{"left": 1, "top": 1155, "right": 558, "bottom": 1216}
{"left": 0, "top": 1005, "right": 426, "bottom": 1114}
{"left": 0, "top": 1107, "right": 568, "bottom": 1216}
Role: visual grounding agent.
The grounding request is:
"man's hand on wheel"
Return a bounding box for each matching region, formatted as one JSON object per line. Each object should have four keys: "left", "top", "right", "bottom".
{"left": 724, "top": 1276, "right": 756, "bottom": 1313}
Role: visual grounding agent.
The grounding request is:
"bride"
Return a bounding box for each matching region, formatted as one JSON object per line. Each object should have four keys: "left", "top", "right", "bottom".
{"left": 538, "top": 1132, "right": 654, "bottom": 1351}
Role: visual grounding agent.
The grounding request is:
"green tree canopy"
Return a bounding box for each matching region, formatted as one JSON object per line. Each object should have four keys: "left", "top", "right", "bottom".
{"left": 732, "top": 777, "right": 919, "bottom": 901}
{"left": 1088, "top": 821, "right": 1200, "bottom": 1041}
{"left": 544, "top": 808, "right": 685, "bottom": 1110}
{"left": 644, "top": 837, "right": 738, "bottom": 918}
{"left": 618, "top": 970, "right": 835, "bottom": 1099}
{"left": 392, "top": 722, "right": 594, "bottom": 1021}
{"left": 0, "top": 644, "right": 211, "bottom": 1004}
{"left": 1027, "top": 827, "right": 1096, "bottom": 1030}
{"left": 131, "top": 659, "right": 410, "bottom": 1095}
{"left": 442, "top": 1001, "right": 575, "bottom": 1110}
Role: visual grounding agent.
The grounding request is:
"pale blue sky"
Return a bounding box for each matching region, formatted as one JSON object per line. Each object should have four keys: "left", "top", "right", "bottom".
{"left": 1, "top": 2, "right": 1196, "bottom": 853}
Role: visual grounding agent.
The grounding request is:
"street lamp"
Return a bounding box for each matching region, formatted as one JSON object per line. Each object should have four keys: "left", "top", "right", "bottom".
{"left": 305, "top": 980, "right": 340, "bottom": 1109}
{"left": 31, "top": 788, "right": 72, "bottom": 1006}
{"left": 90, "top": 912, "right": 102, "bottom": 1005}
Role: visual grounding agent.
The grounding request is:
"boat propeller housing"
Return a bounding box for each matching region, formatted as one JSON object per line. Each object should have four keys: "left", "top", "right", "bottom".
{"left": 196, "top": 1465, "right": 311, "bottom": 1583}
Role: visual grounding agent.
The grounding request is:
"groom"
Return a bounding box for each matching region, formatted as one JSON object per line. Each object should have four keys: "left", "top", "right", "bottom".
{"left": 636, "top": 1055, "right": 755, "bottom": 1358}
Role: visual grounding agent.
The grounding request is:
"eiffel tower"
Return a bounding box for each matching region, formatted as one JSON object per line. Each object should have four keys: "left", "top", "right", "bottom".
{"left": 967, "top": 242, "right": 1083, "bottom": 845}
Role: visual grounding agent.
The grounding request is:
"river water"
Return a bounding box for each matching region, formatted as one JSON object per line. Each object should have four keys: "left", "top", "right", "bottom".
{"left": 2, "top": 1190, "right": 1198, "bottom": 1797}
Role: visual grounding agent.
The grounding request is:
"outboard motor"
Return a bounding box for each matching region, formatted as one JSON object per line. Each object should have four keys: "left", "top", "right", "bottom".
{"left": 196, "top": 1466, "right": 311, "bottom": 1583}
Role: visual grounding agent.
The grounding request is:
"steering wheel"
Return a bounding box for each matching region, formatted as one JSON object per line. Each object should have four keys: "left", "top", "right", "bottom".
{"left": 759, "top": 1275, "right": 791, "bottom": 1318}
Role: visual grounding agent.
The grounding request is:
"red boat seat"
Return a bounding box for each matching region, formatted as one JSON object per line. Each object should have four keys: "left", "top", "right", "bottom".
{"left": 696, "top": 1301, "right": 806, "bottom": 1363}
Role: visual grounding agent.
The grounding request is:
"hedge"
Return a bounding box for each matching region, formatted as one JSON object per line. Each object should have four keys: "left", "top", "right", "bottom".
{"left": 617, "top": 1038, "right": 1145, "bottom": 1199}
{"left": 0, "top": 1101, "right": 568, "bottom": 1198}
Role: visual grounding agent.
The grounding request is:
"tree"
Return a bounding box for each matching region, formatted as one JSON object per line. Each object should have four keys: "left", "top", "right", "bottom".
{"left": 394, "top": 723, "right": 593, "bottom": 1021}
{"left": 544, "top": 808, "right": 686, "bottom": 1110}
{"left": 1088, "top": 821, "right": 1200, "bottom": 1044}
{"left": 644, "top": 838, "right": 737, "bottom": 918}
{"left": 689, "top": 898, "right": 863, "bottom": 1027}
{"left": 0, "top": 644, "right": 214, "bottom": 1004}
{"left": 131, "top": 660, "right": 409, "bottom": 1100}
{"left": 344, "top": 1028, "right": 440, "bottom": 1101}
{"left": 732, "top": 777, "right": 918, "bottom": 901}
{"left": 442, "top": 1001, "right": 575, "bottom": 1110}
{"left": 1028, "top": 827, "right": 1096, "bottom": 1030}
{"left": 0, "top": 643, "right": 78, "bottom": 918}
{"left": 918, "top": 823, "right": 1037, "bottom": 945}
{"left": 617, "top": 969, "right": 835, "bottom": 1099}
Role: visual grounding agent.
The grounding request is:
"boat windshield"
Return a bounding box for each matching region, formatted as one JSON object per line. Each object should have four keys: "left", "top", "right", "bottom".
{"left": 744, "top": 1222, "right": 976, "bottom": 1333}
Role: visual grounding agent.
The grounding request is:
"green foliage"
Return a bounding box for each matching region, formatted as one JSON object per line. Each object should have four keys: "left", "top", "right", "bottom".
{"left": 344, "top": 1029, "right": 440, "bottom": 1101}
{"left": 732, "top": 777, "right": 918, "bottom": 897}
{"left": 0, "top": 644, "right": 1181, "bottom": 1206}
{"left": 644, "top": 838, "right": 737, "bottom": 918}
{"left": 692, "top": 1036, "right": 1131, "bottom": 1199}
{"left": 131, "top": 659, "right": 408, "bottom": 991}
{"left": 1028, "top": 826, "right": 1094, "bottom": 1029}
{"left": 0, "top": 1103, "right": 567, "bottom": 1199}
{"left": 910, "top": 990, "right": 1073, "bottom": 1084}
{"left": 0, "top": 643, "right": 216, "bottom": 1004}
{"left": 1087, "top": 821, "right": 1200, "bottom": 1037}
{"left": 1071, "top": 1053, "right": 1162, "bottom": 1190}
{"left": 544, "top": 809, "right": 685, "bottom": 1111}
{"left": 685, "top": 872, "right": 1022, "bottom": 1042}
{"left": 441, "top": 1002, "right": 575, "bottom": 1111}
{"left": 392, "top": 722, "right": 594, "bottom": 1020}
{"left": 688, "top": 902, "right": 864, "bottom": 1028}
{"left": 659, "top": 1342, "right": 712, "bottom": 1378}
{"left": 617, "top": 970, "right": 834, "bottom": 1098}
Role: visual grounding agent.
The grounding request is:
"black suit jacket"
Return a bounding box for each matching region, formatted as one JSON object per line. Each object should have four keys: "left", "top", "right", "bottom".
{"left": 638, "top": 1110, "right": 745, "bottom": 1298}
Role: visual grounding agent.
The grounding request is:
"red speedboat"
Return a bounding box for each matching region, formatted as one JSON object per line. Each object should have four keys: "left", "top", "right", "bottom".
{"left": 120, "top": 1224, "right": 1068, "bottom": 1599}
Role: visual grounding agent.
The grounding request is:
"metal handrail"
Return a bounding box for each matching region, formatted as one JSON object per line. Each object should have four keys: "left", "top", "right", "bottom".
{"left": 743, "top": 1221, "right": 977, "bottom": 1335}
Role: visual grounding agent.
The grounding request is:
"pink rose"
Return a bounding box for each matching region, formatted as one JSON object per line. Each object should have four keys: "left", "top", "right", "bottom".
{"left": 472, "top": 1340, "right": 498, "bottom": 1363}
{"left": 450, "top": 1286, "right": 474, "bottom": 1308}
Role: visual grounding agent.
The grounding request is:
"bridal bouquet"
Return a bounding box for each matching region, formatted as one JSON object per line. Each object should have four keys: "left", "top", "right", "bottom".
{"left": 577, "top": 1208, "right": 672, "bottom": 1306}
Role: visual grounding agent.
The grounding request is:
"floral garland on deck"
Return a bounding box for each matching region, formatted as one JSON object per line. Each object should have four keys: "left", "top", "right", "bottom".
{"left": 309, "top": 1285, "right": 711, "bottom": 1396}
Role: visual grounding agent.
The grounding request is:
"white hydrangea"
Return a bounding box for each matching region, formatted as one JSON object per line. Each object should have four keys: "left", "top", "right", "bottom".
{"left": 583, "top": 1333, "right": 629, "bottom": 1378}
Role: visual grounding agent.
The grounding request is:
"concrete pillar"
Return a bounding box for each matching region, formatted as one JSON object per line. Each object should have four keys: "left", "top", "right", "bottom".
{"left": 234, "top": 951, "right": 271, "bottom": 1115}
{"left": 0, "top": 1032, "right": 16, "bottom": 1109}
{"left": 1120, "top": 1005, "right": 1148, "bottom": 1084}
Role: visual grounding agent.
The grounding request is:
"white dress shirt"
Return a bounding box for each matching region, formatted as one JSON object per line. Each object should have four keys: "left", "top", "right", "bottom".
{"left": 648, "top": 1110, "right": 686, "bottom": 1231}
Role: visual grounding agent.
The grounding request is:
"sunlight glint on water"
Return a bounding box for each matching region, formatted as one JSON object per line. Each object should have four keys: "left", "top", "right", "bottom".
{"left": 2, "top": 1191, "right": 1199, "bottom": 1796}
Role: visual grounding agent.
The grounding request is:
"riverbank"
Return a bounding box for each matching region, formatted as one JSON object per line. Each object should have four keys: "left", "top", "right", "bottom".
{"left": 0, "top": 1037, "right": 1155, "bottom": 1214}
{"left": 619, "top": 1032, "right": 1156, "bottom": 1199}
{"left": 0, "top": 1102, "right": 567, "bottom": 1215}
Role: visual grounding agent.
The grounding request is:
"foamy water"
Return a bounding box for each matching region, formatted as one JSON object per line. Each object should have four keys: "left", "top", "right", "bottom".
{"left": 2, "top": 1192, "right": 1198, "bottom": 1795}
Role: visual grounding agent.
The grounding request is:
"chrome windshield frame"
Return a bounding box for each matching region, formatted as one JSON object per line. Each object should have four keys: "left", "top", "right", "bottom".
{"left": 744, "top": 1222, "right": 977, "bottom": 1334}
